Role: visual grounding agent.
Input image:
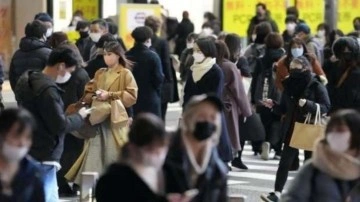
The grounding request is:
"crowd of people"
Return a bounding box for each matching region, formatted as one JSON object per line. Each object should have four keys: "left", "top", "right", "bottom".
{"left": 1, "top": 2, "right": 360, "bottom": 202}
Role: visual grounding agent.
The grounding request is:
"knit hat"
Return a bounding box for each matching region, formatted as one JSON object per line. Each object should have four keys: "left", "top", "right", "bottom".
{"left": 34, "top": 13, "right": 53, "bottom": 24}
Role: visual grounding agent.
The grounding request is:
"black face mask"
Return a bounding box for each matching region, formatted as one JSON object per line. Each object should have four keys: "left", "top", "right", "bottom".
{"left": 289, "top": 69, "right": 310, "bottom": 78}
{"left": 79, "top": 31, "right": 89, "bottom": 39}
{"left": 342, "top": 52, "right": 353, "bottom": 62}
{"left": 193, "top": 121, "right": 216, "bottom": 141}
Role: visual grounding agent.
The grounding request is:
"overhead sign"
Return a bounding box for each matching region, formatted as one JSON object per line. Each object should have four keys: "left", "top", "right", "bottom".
{"left": 73, "top": 0, "right": 100, "bottom": 21}
{"left": 119, "top": 4, "right": 161, "bottom": 49}
{"left": 296, "top": 0, "right": 324, "bottom": 34}
{"left": 337, "top": 0, "right": 360, "bottom": 34}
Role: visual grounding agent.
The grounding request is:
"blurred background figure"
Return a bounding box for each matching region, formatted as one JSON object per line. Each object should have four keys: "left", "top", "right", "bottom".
{"left": 286, "top": 6, "right": 306, "bottom": 24}
{"left": 179, "top": 33, "right": 198, "bottom": 84}
{"left": 106, "top": 20, "right": 127, "bottom": 52}
{"left": 282, "top": 110, "right": 360, "bottom": 201}
{"left": 353, "top": 17, "right": 360, "bottom": 34}
{"left": 89, "top": 19, "right": 109, "bottom": 60}
{"left": 174, "top": 11, "right": 195, "bottom": 57}
{"left": 48, "top": 32, "right": 69, "bottom": 48}
{"left": 0, "top": 108, "right": 44, "bottom": 202}
{"left": 69, "top": 10, "right": 84, "bottom": 28}
{"left": 247, "top": 3, "right": 279, "bottom": 43}
{"left": 314, "top": 23, "right": 330, "bottom": 48}
{"left": 203, "top": 12, "right": 221, "bottom": 36}
{"left": 75, "top": 20, "right": 94, "bottom": 62}
{"left": 34, "top": 12, "right": 54, "bottom": 39}
{"left": 282, "top": 15, "right": 297, "bottom": 51}
{"left": 323, "top": 29, "right": 344, "bottom": 67}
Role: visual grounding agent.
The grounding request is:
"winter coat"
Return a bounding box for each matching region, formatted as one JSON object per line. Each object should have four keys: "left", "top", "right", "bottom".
{"left": 96, "top": 163, "right": 167, "bottom": 202}
{"left": 151, "top": 35, "right": 175, "bottom": 103}
{"left": 179, "top": 48, "right": 194, "bottom": 83}
{"left": 174, "top": 18, "right": 194, "bottom": 56}
{"left": 236, "top": 56, "right": 251, "bottom": 78}
{"left": 76, "top": 37, "right": 94, "bottom": 62}
{"left": 274, "top": 77, "right": 330, "bottom": 145}
{"left": 14, "top": 71, "right": 84, "bottom": 162}
{"left": 9, "top": 37, "right": 52, "bottom": 90}
{"left": 85, "top": 54, "right": 107, "bottom": 79}
{"left": 281, "top": 141, "right": 360, "bottom": 202}
{"left": 164, "top": 132, "right": 228, "bottom": 202}
{"left": 275, "top": 56, "right": 325, "bottom": 91}
{"left": 220, "top": 60, "right": 252, "bottom": 151}
{"left": 126, "top": 43, "right": 164, "bottom": 117}
{"left": 247, "top": 15, "right": 279, "bottom": 41}
{"left": 0, "top": 157, "right": 45, "bottom": 202}
{"left": 243, "top": 43, "right": 266, "bottom": 74}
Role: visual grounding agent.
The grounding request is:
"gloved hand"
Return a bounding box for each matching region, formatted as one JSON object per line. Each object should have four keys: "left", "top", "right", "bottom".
{"left": 78, "top": 107, "right": 92, "bottom": 119}
{"left": 243, "top": 117, "right": 247, "bottom": 123}
{"left": 319, "top": 75, "right": 328, "bottom": 85}
{"left": 299, "top": 99, "right": 307, "bottom": 107}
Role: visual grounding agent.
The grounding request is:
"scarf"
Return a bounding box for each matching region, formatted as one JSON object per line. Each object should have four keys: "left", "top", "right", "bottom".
{"left": 191, "top": 58, "right": 216, "bottom": 83}
{"left": 283, "top": 72, "right": 312, "bottom": 99}
{"left": 313, "top": 140, "right": 360, "bottom": 180}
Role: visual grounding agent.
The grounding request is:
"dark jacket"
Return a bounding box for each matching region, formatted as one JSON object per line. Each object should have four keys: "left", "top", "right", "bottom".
{"left": 9, "top": 37, "right": 52, "bottom": 90}
{"left": 151, "top": 35, "right": 175, "bottom": 103}
{"left": 57, "top": 67, "right": 90, "bottom": 108}
{"left": 282, "top": 30, "right": 294, "bottom": 51}
{"left": 179, "top": 48, "right": 194, "bottom": 83}
{"left": 164, "top": 132, "right": 228, "bottom": 202}
{"left": 85, "top": 54, "right": 107, "bottom": 79}
{"left": 281, "top": 161, "right": 360, "bottom": 202}
{"left": 96, "top": 163, "right": 167, "bottom": 202}
{"left": 76, "top": 37, "right": 94, "bottom": 62}
{"left": 175, "top": 18, "right": 194, "bottom": 56}
{"left": 236, "top": 56, "right": 251, "bottom": 78}
{"left": 274, "top": 77, "right": 331, "bottom": 144}
{"left": 251, "top": 48, "right": 285, "bottom": 105}
{"left": 244, "top": 43, "right": 266, "bottom": 74}
{"left": 0, "top": 157, "right": 45, "bottom": 202}
{"left": 247, "top": 15, "right": 279, "bottom": 41}
{"left": 14, "top": 71, "right": 84, "bottom": 162}
{"left": 126, "top": 43, "right": 164, "bottom": 117}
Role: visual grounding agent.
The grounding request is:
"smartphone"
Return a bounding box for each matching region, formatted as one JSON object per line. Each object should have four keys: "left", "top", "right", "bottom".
{"left": 184, "top": 189, "right": 199, "bottom": 198}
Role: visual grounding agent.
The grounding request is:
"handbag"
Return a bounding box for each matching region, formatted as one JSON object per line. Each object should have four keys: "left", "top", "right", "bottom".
{"left": 290, "top": 104, "right": 325, "bottom": 151}
{"left": 88, "top": 99, "right": 111, "bottom": 125}
{"left": 111, "top": 99, "right": 128, "bottom": 127}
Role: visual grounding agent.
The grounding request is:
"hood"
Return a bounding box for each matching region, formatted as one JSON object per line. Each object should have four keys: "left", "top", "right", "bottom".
{"left": 312, "top": 140, "right": 360, "bottom": 180}
{"left": 263, "top": 48, "right": 285, "bottom": 64}
{"left": 19, "top": 37, "right": 50, "bottom": 52}
{"left": 15, "top": 71, "right": 61, "bottom": 104}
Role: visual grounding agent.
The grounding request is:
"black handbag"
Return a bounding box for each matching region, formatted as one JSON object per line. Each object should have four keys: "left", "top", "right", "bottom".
{"left": 239, "top": 112, "right": 266, "bottom": 142}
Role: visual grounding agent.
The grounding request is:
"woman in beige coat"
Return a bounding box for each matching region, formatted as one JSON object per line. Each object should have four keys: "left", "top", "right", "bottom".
{"left": 66, "top": 42, "right": 138, "bottom": 184}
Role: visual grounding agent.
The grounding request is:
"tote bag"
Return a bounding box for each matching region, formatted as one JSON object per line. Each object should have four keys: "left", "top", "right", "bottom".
{"left": 290, "top": 104, "right": 325, "bottom": 151}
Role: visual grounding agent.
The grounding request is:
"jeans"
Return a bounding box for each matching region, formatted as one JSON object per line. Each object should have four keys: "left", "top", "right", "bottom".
{"left": 274, "top": 144, "right": 312, "bottom": 192}
{"left": 40, "top": 164, "right": 59, "bottom": 202}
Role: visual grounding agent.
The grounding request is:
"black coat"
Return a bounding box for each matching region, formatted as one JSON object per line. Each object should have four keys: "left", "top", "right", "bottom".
{"left": 15, "top": 71, "right": 84, "bottom": 162}
{"left": 9, "top": 37, "right": 52, "bottom": 90}
{"left": 85, "top": 55, "right": 107, "bottom": 79}
{"left": 76, "top": 37, "right": 94, "bottom": 62}
{"left": 247, "top": 16, "right": 279, "bottom": 41}
{"left": 0, "top": 157, "right": 45, "bottom": 202}
{"left": 151, "top": 36, "right": 175, "bottom": 103}
{"left": 179, "top": 48, "right": 194, "bottom": 82}
{"left": 126, "top": 43, "right": 164, "bottom": 117}
{"left": 175, "top": 19, "right": 194, "bottom": 56}
{"left": 96, "top": 163, "right": 167, "bottom": 202}
{"left": 274, "top": 77, "right": 331, "bottom": 144}
{"left": 164, "top": 132, "right": 228, "bottom": 202}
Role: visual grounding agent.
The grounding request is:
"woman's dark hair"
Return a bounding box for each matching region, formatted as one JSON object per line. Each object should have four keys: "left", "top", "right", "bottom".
{"left": 204, "top": 12, "right": 216, "bottom": 21}
{"left": 187, "top": 33, "right": 199, "bottom": 42}
{"left": 47, "top": 47, "right": 79, "bottom": 68}
{"left": 224, "top": 33, "right": 241, "bottom": 63}
{"left": 195, "top": 37, "right": 217, "bottom": 58}
{"left": 104, "top": 41, "right": 131, "bottom": 69}
{"left": 332, "top": 36, "right": 360, "bottom": 66}
{"left": 265, "top": 32, "right": 284, "bottom": 49}
{"left": 326, "top": 109, "right": 360, "bottom": 152}
{"left": 285, "top": 38, "right": 312, "bottom": 67}
{"left": 215, "top": 40, "right": 230, "bottom": 65}
{"left": 58, "top": 43, "right": 84, "bottom": 67}
{"left": 254, "top": 22, "right": 272, "bottom": 44}
{"left": 76, "top": 20, "right": 90, "bottom": 31}
{"left": 131, "top": 26, "right": 153, "bottom": 43}
{"left": 0, "top": 108, "right": 36, "bottom": 140}
{"left": 96, "top": 33, "right": 117, "bottom": 48}
{"left": 49, "top": 32, "right": 68, "bottom": 48}
{"left": 25, "top": 20, "right": 47, "bottom": 39}
{"left": 145, "top": 16, "right": 161, "bottom": 33}
{"left": 327, "top": 29, "right": 344, "bottom": 48}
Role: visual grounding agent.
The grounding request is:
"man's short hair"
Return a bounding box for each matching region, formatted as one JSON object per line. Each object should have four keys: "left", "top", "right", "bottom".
{"left": 47, "top": 47, "right": 78, "bottom": 68}
{"left": 91, "top": 19, "right": 108, "bottom": 31}
{"left": 25, "top": 20, "right": 47, "bottom": 39}
{"left": 131, "top": 26, "right": 153, "bottom": 43}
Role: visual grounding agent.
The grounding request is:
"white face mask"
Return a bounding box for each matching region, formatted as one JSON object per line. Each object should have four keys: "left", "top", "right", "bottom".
{"left": 251, "top": 34, "right": 257, "bottom": 42}
{"left": 143, "top": 150, "right": 167, "bottom": 169}
{"left": 202, "top": 28, "right": 213, "bottom": 36}
{"left": 317, "top": 30, "right": 325, "bottom": 38}
{"left": 144, "top": 40, "right": 152, "bottom": 48}
{"left": 193, "top": 52, "right": 205, "bottom": 63}
{"left": 326, "top": 132, "right": 351, "bottom": 153}
{"left": 56, "top": 71, "right": 72, "bottom": 84}
{"left": 89, "top": 33, "right": 102, "bottom": 43}
{"left": 187, "top": 42, "right": 194, "bottom": 49}
{"left": 2, "top": 143, "right": 28, "bottom": 162}
{"left": 46, "top": 28, "right": 53, "bottom": 38}
{"left": 286, "top": 23, "right": 296, "bottom": 33}
{"left": 291, "top": 47, "right": 304, "bottom": 58}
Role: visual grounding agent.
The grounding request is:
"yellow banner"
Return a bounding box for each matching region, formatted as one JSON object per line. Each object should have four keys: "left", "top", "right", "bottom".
{"left": 337, "top": 0, "right": 360, "bottom": 34}
{"left": 73, "top": 0, "right": 99, "bottom": 21}
{"left": 296, "top": 0, "right": 324, "bottom": 34}
{"left": 119, "top": 4, "right": 161, "bottom": 49}
{"left": 0, "top": 0, "right": 12, "bottom": 70}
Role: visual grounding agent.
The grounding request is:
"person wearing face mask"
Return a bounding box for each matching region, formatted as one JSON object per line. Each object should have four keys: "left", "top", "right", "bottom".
{"left": 260, "top": 56, "right": 330, "bottom": 202}
{"left": 164, "top": 94, "right": 228, "bottom": 202}
{"left": 327, "top": 37, "right": 360, "bottom": 113}
{"left": 183, "top": 37, "right": 233, "bottom": 164}
{"left": 65, "top": 41, "right": 138, "bottom": 186}
{"left": 179, "top": 33, "right": 198, "bottom": 83}
{"left": 126, "top": 26, "right": 164, "bottom": 117}
{"left": 69, "top": 10, "right": 84, "bottom": 28}
{"left": 34, "top": 12, "right": 54, "bottom": 40}
{"left": 323, "top": 29, "right": 344, "bottom": 67}
{"left": 314, "top": 23, "right": 330, "bottom": 48}
{"left": 76, "top": 20, "right": 95, "bottom": 62}
{"left": 14, "top": 47, "right": 91, "bottom": 202}
{"left": 88, "top": 19, "right": 109, "bottom": 61}
{"left": 203, "top": 12, "right": 221, "bottom": 36}
{"left": 96, "top": 113, "right": 177, "bottom": 202}
{"left": 106, "top": 21, "right": 127, "bottom": 52}
{"left": 0, "top": 108, "right": 45, "bottom": 202}
{"left": 9, "top": 20, "right": 52, "bottom": 91}
{"left": 282, "top": 15, "right": 297, "bottom": 51}
{"left": 275, "top": 38, "right": 326, "bottom": 91}
{"left": 282, "top": 110, "right": 360, "bottom": 202}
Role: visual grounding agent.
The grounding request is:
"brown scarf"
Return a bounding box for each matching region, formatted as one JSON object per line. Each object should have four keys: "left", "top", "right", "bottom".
{"left": 312, "top": 140, "right": 360, "bottom": 180}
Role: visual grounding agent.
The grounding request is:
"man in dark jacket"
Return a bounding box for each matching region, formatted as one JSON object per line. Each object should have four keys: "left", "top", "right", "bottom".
{"left": 174, "top": 11, "right": 194, "bottom": 57}
{"left": 145, "top": 16, "right": 174, "bottom": 120}
{"left": 14, "top": 47, "right": 91, "bottom": 201}
{"left": 126, "top": 26, "right": 164, "bottom": 118}
{"left": 247, "top": 3, "right": 279, "bottom": 43}
{"left": 75, "top": 21, "right": 94, "bottom": 62}
{"left": 9, "top": 20, "right": 52, "bottom": 91}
